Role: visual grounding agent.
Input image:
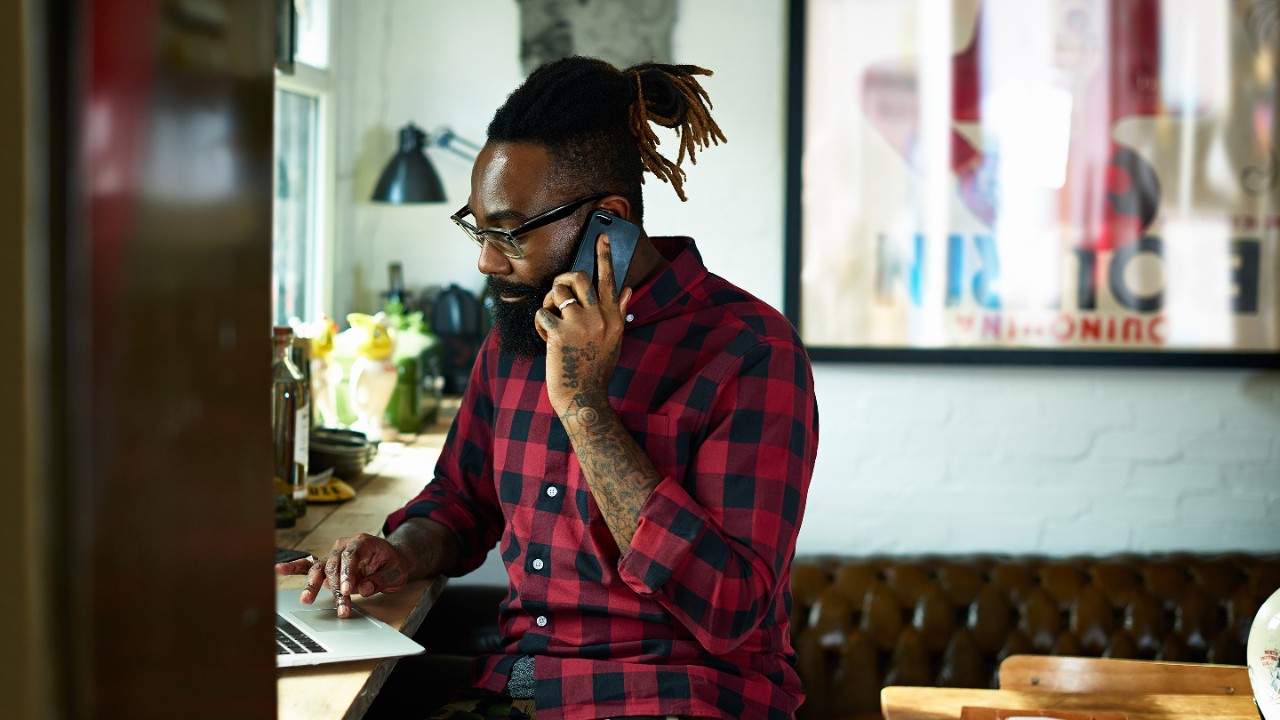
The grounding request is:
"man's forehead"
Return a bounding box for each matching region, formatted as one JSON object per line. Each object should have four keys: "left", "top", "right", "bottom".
{"left": 469, "top": 141, "right": 556, "bottom": 222}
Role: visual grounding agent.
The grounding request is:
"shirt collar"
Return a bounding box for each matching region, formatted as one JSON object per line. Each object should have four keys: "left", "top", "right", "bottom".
{"left": 623, "top": 236, "right": 708, "bottom": 327}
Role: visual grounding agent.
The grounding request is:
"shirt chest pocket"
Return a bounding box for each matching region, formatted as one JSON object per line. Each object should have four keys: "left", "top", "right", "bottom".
{"left": 615, "top": 410, "right": 681, "bottom": 484}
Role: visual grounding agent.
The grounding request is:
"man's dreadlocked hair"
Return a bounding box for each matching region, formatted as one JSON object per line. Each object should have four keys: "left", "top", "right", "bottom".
{"left": 487, "top": 56, "right": 726, "bottom": 223}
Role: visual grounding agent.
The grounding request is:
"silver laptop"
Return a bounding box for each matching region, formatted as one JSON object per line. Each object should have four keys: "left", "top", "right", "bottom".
{"left": 275, "top": 588, "right": 425, "bottom": 667}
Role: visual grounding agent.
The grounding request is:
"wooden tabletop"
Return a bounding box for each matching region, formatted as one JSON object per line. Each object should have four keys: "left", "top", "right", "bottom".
{"left": 276, "top": 400, "right": 458, "bottom": 720}
{"left": 880, "top": 686, "right": 1260, "bottom": 720}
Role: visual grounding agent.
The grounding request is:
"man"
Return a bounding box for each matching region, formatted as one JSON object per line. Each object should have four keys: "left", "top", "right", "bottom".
{"left": 278, "top": 56, "right": 819, "bottom": 720}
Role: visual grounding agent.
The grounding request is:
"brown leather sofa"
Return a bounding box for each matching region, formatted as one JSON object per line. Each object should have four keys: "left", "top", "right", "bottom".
{"left": 369, "top": 552, "right": 1280, "bottom": 720}
{"left": 791, "top": 553, "right": 1280, "bottom": 719}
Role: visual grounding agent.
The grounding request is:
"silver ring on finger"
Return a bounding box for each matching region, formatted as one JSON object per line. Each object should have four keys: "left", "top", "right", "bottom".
{"left": 558, "top": 297, "right": 577, "bottom": 311}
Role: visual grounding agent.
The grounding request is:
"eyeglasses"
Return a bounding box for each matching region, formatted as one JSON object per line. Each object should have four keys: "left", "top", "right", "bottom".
{"left": 450, "top": 192, "right": 611, "bottom": 259}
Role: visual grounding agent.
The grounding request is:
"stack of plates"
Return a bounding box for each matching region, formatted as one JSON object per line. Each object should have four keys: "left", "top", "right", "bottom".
{"left": 309, "top": 428, "right": 376, "bottom": 479}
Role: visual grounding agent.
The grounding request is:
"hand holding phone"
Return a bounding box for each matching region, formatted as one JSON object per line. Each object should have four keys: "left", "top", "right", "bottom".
{"left": 570, "top": 209, "right": 641, "bottom": 292}
{"left": 542, "top": 209, "right": 639, "bottom": 416}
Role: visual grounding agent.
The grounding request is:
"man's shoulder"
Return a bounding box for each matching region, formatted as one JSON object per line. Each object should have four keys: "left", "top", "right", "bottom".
{"left": 642, "top": 236, "right": 809, "bottom": 362}
{"left": 695, "top": 272, "right": 804, "bottom": 351}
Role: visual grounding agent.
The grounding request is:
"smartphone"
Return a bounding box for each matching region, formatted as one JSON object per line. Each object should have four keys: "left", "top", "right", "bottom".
{"left": 275, "top": 547, "right": 310, "bottom": 565}
{"left": 571, "top": 209, "right": 641, "bottom": 290}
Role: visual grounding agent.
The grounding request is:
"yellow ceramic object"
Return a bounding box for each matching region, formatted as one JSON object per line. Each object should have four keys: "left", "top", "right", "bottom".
{"left": 306, "top": 476, "right": 357, "bottom": 503}
{"left": 346, "top": 312, "right": 397, "bottom": 442}
{"left": 308, "top": 315, "right": 338, "bottom": 359}
{"left": 347, "top": 313, "right": 395, "bottom": 361}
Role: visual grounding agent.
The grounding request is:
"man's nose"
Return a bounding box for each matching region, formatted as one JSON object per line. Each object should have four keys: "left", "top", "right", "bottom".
{"left": 476, "top": 239, "right": 513, "bottom": 276}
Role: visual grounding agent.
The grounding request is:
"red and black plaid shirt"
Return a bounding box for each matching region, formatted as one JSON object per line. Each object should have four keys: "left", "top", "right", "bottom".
{"left": 385, "top": 237, "right": 819, "bottom": 720}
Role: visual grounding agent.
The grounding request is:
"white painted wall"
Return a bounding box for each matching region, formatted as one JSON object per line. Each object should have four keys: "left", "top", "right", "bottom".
{"left": 330, "top": 0, "right": 1280, "bottom": 580}
{"left": 807, "top": 364, "right": 1279, "bottom": 555}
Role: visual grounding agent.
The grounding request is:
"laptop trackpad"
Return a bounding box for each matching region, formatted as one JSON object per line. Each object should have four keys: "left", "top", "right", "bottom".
{"left": 293, "top": 609, "right": 377, "bottom": 633}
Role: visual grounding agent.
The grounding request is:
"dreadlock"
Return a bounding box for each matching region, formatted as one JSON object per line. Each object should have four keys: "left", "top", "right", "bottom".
{"left": 625, "top": 63, "right": 727, "bottom": 202}
{"left": 487, "top": 56, "right": 726, "bottom": 222}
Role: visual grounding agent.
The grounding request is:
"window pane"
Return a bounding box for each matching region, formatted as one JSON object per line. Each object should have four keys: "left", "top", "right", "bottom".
{"left": 295, "top": 0, "right": 329, "bottom": 70}
{"left": 273, "top": 88, "right": 318, "bottom": 326}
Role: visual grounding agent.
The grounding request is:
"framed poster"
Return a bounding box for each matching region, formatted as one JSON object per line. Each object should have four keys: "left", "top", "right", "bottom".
{"left": 784, "top": 0, "right": 1280, "bottom": 366}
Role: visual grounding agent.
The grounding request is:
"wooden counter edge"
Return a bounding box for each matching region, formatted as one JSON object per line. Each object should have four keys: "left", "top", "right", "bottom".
{"left": 880, "top": 686, "right": 1259, "bottom": 720}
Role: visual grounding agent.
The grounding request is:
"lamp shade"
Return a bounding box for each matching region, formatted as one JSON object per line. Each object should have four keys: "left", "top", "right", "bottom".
{"left": 371, "top": 124, "right": 446, "bottom": 203}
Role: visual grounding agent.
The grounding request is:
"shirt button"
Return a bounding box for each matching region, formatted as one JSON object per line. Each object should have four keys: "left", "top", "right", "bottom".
{"left": 532, "top": 558, "right": 544, "bottom": 571}
{"left": 536, "top": 615, "right": 548, "bottom": 627}
{"left": 546, "top": 486, "right": 558, "bottom": 498}
{"left": 625, "top": 313, "right": 635, "bottom": 323}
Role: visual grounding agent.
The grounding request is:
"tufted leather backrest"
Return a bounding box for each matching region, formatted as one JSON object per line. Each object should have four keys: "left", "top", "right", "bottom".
{"left": 789, "top": 553, "right": 1280, "bottom": 719}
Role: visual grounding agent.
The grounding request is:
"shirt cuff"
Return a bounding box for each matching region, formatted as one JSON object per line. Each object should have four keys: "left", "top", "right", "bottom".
{"left": 617, "top": 476, "right": 710, "bottom": 596}
{"left": 382, "top": 493, "right": 475, "bottom": 577}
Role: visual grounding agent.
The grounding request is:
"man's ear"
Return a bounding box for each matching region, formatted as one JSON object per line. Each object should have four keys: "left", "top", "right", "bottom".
{"left": 597, "top": 194, "right": 635, "bottom": 223}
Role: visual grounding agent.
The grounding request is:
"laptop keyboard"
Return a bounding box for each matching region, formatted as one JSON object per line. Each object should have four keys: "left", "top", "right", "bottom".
{"left": 277, "top": 614, "right": 327, "bottom": 656}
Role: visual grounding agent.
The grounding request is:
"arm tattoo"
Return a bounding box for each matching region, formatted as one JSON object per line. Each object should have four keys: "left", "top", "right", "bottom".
{"left": 560, "top": 393, "right": 660, "bottom": 554}
{"left": 560, "top": 345, "right": 586, "bottom": 390}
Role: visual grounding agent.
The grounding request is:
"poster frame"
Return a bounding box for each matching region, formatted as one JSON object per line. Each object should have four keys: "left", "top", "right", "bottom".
{"left": 782, "top": 0, "right": 1280, "bottom": 368}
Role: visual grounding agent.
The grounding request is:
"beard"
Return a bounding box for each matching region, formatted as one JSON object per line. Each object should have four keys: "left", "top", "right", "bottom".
{"left": 488, "top": 276, "right": 551, "bottom": 358}
{"left": 487, "top": 239, "right": 577, "bottom": 358}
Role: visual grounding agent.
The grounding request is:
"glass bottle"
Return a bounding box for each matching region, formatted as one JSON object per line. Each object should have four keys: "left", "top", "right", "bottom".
{"left": 387, "top": 262, "right": 406, "bottom": 309}
{"left": 289, "top": 331, "right": 313, "bottom": 396}
{"left": 389, "top": 355, "right": 421, "bottom": 434}
{"left": 287, "top": 333, "right": 311, "bottom": 517}
{"left": 272, "top": 326, "right": 310, "bottom": 527}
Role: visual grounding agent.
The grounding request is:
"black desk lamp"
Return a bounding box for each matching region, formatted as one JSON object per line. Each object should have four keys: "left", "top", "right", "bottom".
{"left": 370, "top": 124, "right": 480, "bottom": 204}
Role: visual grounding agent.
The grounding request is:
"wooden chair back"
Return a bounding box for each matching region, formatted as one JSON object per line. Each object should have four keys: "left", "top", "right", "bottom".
{"left": 998, "top": 655, "right": 1251, "bottom": 696}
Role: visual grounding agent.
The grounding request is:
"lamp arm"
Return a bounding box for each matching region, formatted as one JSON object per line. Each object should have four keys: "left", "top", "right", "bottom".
{"left": 430, "top": 127, "right": 482, "bottom": 161}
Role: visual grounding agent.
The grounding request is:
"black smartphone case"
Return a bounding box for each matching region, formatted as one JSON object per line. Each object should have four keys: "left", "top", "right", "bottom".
{"left": 571, "top": 210, "right": 641, "bottom": 289}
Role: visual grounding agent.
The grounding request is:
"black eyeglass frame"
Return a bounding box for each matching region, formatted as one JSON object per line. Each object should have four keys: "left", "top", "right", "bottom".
{"left": 450, "top": 191, "right": 613, "bottom": 259}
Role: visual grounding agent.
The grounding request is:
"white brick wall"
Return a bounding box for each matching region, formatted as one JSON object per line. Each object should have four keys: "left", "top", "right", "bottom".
{"left": 799, "top": 365, "right": 1280, "bottom": 557}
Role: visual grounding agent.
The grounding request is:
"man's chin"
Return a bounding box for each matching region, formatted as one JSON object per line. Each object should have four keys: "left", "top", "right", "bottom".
{"left": 491, "top": 301, "right": 546, "bottom": 358}
{"left": 486, "top": 274, "right": 567, "bottom": 358}
{"left": 495, "top": 323, "right": 546, "bottom": 358}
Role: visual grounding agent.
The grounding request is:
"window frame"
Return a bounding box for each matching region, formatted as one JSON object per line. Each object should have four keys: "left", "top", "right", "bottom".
{"left": 274, "top": 54, "right": 334, "bottom": 326}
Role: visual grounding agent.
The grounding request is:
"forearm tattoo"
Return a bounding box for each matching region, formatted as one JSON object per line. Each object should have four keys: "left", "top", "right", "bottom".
{"left": 560, "top": 389, "right": 660, "bottom": 554}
